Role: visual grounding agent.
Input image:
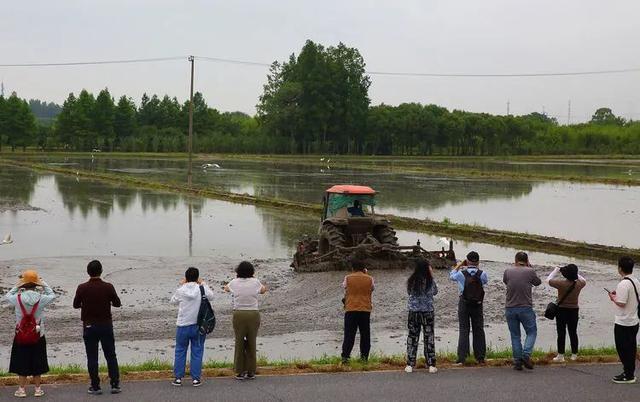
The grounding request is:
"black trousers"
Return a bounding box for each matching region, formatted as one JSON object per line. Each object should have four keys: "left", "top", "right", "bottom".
{"left": 83, "top": 324, "right": 120, "bottom": 388}
{"left": 342, "top": 311, "right": 371, "bottom": 360}
{"left": 614, "top": 323, "right": 639, "bottom": 377}
{"left": 457, "top": 298, "right": 486, "bottom": 362}
{"left": 556, "top": 307, "right": 579, "bottom": 354}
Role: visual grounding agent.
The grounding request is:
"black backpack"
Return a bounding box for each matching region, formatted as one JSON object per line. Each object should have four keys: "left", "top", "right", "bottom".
{"left": 197, "top": 285, "right": 216, "bottom": 335}
{"left": 462, "top": 270, "right": 485, "bottom": 305}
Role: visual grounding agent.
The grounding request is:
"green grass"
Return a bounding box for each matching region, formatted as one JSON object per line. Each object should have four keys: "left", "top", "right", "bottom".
{"left": 0, "top": 347, "right": 620, "bottom": 379}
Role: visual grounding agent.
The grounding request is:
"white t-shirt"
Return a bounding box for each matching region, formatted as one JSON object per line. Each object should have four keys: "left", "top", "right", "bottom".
{"left": 170, "top": 282, "right": 214, "bottom": 327}
{"left": 228, "top": 278, "right": 263, "bottom": 310}
{"left": 614, "top": 275, "right": 640, "bottom": 326}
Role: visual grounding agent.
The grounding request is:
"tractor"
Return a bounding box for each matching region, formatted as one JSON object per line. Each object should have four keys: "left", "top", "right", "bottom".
{"left": 291, "top": 185, "right": 456, "bottom": 272}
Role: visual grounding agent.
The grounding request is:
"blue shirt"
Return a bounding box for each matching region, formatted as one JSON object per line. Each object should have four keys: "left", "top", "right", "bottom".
{"left": 407, "top": 281, "right": 438, "bottom": 312}
{"left": 449, "top": 267, "right": 488, "bottom": 295}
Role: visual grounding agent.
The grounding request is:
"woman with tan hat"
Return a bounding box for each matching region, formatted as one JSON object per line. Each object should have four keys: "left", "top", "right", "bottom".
{"left": 5, "top": 269, "right": 56, "bottom": 398}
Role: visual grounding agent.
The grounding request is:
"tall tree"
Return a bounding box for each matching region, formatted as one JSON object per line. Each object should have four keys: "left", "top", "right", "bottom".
{"left": 3, "top": 93, "right": 37, "bottom": 151}
{"left": 92, "top": 88, "right": 116, "bottom": 150}
{"left": 114, "top": 95, "right": 137, "bottom": 146}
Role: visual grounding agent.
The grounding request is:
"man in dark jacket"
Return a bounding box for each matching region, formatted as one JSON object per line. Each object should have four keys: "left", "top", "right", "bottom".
{"left": 73, "top": 260, "right": 122, "bottom": 395}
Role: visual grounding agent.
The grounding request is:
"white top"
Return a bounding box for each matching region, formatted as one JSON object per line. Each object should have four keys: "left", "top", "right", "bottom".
{"left": 170, "top": 282, "right": 214, "bottom": 327}
{"left": 228, "top": 278, "right": 263, "bottom": 310}
{"left": 614, "top": 275, "right": 640, "bottom": 326}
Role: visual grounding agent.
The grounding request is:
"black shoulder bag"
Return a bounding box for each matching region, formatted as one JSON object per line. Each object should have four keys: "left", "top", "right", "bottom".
{"left": 197, "top": 285, "right": 216, "bottom": 335}
{"left": 623, "top": 278, "right": 640, "bottom": 319}
{"left": 544, "top": 281, "right": 576, "bottom": 320}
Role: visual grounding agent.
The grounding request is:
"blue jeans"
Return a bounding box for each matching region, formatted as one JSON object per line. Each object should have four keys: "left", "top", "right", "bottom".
{"left": 174, "top": 324, "right": 206, "bottom": 380}
{"left": 505, "top": 307, "right": 537, "bottom": 362}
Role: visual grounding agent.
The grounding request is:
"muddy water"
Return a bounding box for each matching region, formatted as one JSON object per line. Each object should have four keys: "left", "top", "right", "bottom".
{"left": 27, "top": 156, "right": 640, "bottom": 248}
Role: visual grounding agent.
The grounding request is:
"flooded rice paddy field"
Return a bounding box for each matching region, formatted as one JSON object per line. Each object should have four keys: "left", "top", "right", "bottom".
{"left": 0, "top": 162, "right": 629, "bottom": 366}
{"left": 18, "top": 155, "right": 640, "bottom": 248}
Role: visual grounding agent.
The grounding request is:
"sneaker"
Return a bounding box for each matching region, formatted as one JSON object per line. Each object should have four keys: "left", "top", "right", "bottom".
{"left": 513, "top": 360, "right": 523, "bottom": 371}
{"left": 341, "top": 358, "right": 350, "bottom": 365}
{"left": 171, "top": 378, "right": 182, "bottom": 386}
{"left": 87, "top": 387, "right": 103, "bottom": 395}
{"left": 111, "top": 384, "right": 122, "bottom": 394}
{"left": 14, "top": 387, "right": 26, "bottom": 398}
{"left": 476, "top": 359, "right": 486, "bottom": 366}
{"left": 404, "top": 365, "right": 413, "bottom": 373}
{"left": 552, "top": 354, "right": 565, "bottom": 363}
{"left": 34, "top": 387, "right": 45, "bottom": 397}
{"left": 359, "top": 356, "right": 369, "bottom": 363}
{"left": 235, "top": 374, "right": 246, "bottom": 381}
{"left": 192, "top": 379, "right": 202, "bottom": 387}
{"left": 245, "top": 373, "right": 256, "bottom": 380}
{"left": 428, "top": 366, "right": 438, "bottom": 374}
{"left": 453, "top": 361, "right": 464, "bottom": 366}
{"left": 522, "top": 356, "right": 534, "bottom": 370}
{"left": 612, "top": 373, "right": 636, "bottom": 384}
{"left": 570, "top": 354, "right": 578, "bottom": 361}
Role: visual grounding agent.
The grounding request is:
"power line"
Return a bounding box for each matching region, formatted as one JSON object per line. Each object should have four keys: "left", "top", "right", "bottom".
{"left": 365, "top": 67, "right": 640, "bottom": 77}
{"left": 0, "top": 56, "right": 187, "bottom": 67}
{"left": 1, "top": 54, "right": 639, "bottom": 78}
{"left": 195, "top": 56, "right": 271, "bottom": 67}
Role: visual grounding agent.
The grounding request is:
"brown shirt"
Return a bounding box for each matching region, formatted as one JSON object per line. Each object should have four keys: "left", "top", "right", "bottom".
{"left": 343, "top": 272, "right": 374, "bottom": 312}
{"left": 73, "top": 277, "right": 121, "bottom": 326}
{"left": 549, "top": 278, "right": 586, "bottom": 308}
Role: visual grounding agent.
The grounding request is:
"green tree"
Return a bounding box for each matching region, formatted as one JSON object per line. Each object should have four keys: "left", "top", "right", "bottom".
{"left": 114, "top": 95, "right": 138, "bottom": 147}
{"left": 3, "top": 93, "right": 37, "bottom": 151}
{"left": 92, "top": 88, "right": 116, "bottom": 150}
{"left": 590, "top": 107, "right": 625, "bottom": 126}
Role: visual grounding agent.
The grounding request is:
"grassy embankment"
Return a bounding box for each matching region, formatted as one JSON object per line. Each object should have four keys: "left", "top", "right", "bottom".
{"left": 207, "top": 153, "right": 640, "bottom": 186}
{"left": 0, "top": 347, "right": 621, "bottom": 385}
{"left": 3, "top": 150, "right": 640, "bottom": 186}
{"left": 2, "top": 158, "right": 640, "bottom": 263}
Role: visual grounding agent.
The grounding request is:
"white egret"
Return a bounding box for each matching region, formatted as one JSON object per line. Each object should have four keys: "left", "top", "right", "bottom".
{"left": 1, "top": 233, "right": 13, "bottom": 245}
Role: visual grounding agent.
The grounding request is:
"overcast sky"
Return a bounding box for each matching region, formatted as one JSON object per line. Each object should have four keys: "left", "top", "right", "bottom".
{"left": 2, "top": 0, "right": 639, "bottom": 122}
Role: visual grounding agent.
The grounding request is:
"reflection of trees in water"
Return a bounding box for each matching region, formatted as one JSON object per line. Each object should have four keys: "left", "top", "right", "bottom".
{"left": 255, "top": 207, "right": 318, "bottom": 252}
{"left": 183, "top": 160, "right": 535, "bottom": 211}
{"left": 0, "top": 167, "right": 38, "bottom": 204}
{"left": 54, "top": 175, "right": 199, "bottom": 218}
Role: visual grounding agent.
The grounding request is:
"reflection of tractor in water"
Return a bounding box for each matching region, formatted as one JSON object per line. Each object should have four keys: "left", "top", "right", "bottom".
{"left": 292, "top": 185, "right": 456, "bottom": 272}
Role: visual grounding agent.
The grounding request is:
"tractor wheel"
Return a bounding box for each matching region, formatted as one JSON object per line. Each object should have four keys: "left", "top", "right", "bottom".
{"left": 318, "top": 223, "right": 347, "bottom": 254}
{"left": 374, "top": 225, "right": 399, "bottom": 246}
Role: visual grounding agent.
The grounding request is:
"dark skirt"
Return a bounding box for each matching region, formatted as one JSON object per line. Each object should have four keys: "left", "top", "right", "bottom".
{"left": 9, "top": 336, "right": 50, "bottom": 376}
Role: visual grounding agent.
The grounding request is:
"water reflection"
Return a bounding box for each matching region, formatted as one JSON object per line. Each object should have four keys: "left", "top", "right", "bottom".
{"left": 0, "top": 166, "right": 314, "bottom": 259}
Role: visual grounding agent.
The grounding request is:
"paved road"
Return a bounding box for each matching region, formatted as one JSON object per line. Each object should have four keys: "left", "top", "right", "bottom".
{"left": 2, "top": 364, "right": 637, "bottom": 402}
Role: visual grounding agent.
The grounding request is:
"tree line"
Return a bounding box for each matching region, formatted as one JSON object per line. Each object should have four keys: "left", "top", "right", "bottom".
{"left": 1, "top": 40, "right": 639, "bottom": 155}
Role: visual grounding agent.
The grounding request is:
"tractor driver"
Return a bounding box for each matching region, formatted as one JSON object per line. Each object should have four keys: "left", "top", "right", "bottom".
{"left": 348, "top": 200, "right": 365, "bottom": 217}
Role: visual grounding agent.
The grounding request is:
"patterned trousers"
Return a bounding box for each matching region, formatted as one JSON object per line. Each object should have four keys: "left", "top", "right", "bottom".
{"left": 406, "top": 311, "right": 436, "bottom": 367}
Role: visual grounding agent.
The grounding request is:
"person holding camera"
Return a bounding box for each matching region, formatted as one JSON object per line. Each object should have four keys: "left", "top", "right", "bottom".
{"left": 405, "top": 259, "right": 438, "bottom": 374}
{"left": 341, "top": 259, "right": 375, "bottom": 364}
{"left": 5, "top": 270, "right": 56, "bottom": 398}
{"left": 224, "top": 261, "right": 267, "bottom": 381}
{"left": 450, "top": 251, "right": 488, "bottom": 365}
{"left": 607, "top": 256, "right": 639, "bottom": 384}
{"left": 73, "top": 260, "right": 122, "bottom": 395}
{"left": 547, "top": 264, "right": 586, "bottom": 362}
{"left": 503, "top": 252, "right": 542, "bottom": 371}
{"left": 170, "top": 267, "right": 214, "bottom": 387}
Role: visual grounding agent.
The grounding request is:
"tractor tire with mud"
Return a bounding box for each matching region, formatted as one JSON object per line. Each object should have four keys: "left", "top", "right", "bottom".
{"left": 373, "top": 225, "right": 399, "bottom": 246}
{"left": 318, "top": 223, "right": 347, "bottom": 254}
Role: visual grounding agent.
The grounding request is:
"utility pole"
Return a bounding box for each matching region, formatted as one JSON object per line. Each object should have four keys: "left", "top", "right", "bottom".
{"left": 567, "top": 100, "right": 571, "bottom": 125}
{"left": 187, "top": 56, "right": 194, "bottom": 186}
{"left": 507, "top": 100, "right": 510, "bottom": 116}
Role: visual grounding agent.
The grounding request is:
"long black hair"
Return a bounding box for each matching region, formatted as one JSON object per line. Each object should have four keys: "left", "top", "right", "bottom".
{"left": 407, "top": 259, "right": 433, "bottom": 295}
